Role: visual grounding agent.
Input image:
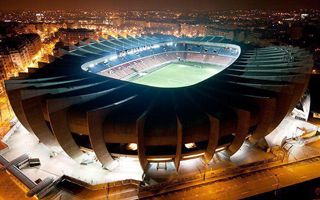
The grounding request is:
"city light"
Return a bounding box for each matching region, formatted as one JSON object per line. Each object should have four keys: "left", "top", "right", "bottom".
{"left": 147, "top": 158, "right": 172, "bottom": 162}
{"left": 183, "top": 152, "right": 205, "bottom": 159}
{"left": 109, "top": 55, "right": 118, "bottom": 61}
{"left": 185, "top": 143, "right": 197, "bottom": 149}
{"left": 127, "top": 143, "right": 138, "bottom": 151}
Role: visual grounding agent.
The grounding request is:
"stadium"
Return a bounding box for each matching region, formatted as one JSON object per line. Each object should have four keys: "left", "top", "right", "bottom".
{"left": 4, "top": 34, "right": 313, "bottom": 185}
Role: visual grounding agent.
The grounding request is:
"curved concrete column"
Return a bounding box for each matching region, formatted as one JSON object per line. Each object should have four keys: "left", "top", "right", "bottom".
{"left": 6, "top": 89, "right": 33, "bottom": 133}
{"left": 48, "top": 108, "right": 84, "bottom": 162}
{"left": 45, "top": 89, "right": 114, "bottom": 162}
{"left": 21, "top": 96, "right": 59, "bottom": 147}
{"left": 137, "top": 111, "right": 148, "bottom": 170}
{"left": 174, "top": 116, "right": 182, "bottom": 170}
{"left": 227, "top": 109, "right": 251, "bottom": 156}
{"left": 87, "top": 108, "right": 115, "bottom": 169}
{"left": 203, "top": 115, "right": 219, "bottom": 163}
{"left": 248, "top": 98, "right": 276, "bottom": 143}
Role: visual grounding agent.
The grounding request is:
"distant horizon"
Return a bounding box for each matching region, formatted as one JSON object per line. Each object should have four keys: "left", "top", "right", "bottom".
{"left": 1, "top": 8, "right": 319, "bottom": 12}
{"left": 1, "top": 0, "right": 320, "bottom": 12}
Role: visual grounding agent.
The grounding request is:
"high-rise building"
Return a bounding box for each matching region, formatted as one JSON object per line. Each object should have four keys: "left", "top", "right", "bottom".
{"left": 56, "top": 28, "right": 96, "bottom": 44}
{"left": 0, "top": 33, "right": 41, "bottom": 89}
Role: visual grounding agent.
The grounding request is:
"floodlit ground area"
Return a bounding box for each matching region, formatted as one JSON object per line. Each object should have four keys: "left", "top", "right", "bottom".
{"left": 0, "top": 123, "right": 143, "bottom": 186}
{"left": 266, "top": 116, "right": 319, "bottom": 147}
{"left": 0, "top": 117, "right": 320, "bottom": 199}
{"left": 130, "top": 61, "right": 224, "bottom": 88}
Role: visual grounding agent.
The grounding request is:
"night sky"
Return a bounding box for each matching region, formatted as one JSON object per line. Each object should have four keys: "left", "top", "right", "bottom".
{"left": 1, "top": 0, "right": 320, "bottom": 11}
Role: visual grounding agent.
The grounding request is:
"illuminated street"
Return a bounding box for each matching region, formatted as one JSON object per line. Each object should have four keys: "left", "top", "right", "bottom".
{"left": 0, "top": 94, "right": 13, "bottom": 138}
{"left": 146, "top": 156, "right": 320, "bottom": 200}
{"left": 0, "top": 170, "right": 37, "bottom": 200}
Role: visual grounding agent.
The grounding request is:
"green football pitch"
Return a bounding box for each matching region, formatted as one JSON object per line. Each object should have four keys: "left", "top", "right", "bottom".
{"left": 129, "top": 62, "right": 224, "bottom": 88}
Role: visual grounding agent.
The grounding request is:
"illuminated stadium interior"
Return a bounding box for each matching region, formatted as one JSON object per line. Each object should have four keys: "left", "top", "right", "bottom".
{"left": 128, "top": 61, "right": 223, "bottom": 88}
{"left": 82, "top": 41, "right": 241, "bottom": 88}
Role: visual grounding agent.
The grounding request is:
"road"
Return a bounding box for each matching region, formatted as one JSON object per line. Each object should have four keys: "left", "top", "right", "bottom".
{"left": 144, "top": 156, "right": 320, "bottom": 200}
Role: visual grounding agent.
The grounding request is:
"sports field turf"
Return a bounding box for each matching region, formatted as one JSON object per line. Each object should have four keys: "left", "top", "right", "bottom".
{"left": 130, "top": 62, "right": 224, "bottom": 88}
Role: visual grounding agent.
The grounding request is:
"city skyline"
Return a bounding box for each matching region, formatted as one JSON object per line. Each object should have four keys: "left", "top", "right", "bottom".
{"left": 1, "top": 0, "right": 320, "bottom": 11}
